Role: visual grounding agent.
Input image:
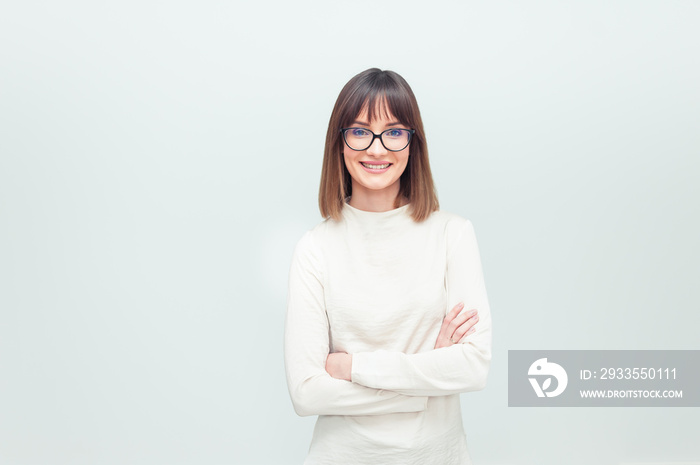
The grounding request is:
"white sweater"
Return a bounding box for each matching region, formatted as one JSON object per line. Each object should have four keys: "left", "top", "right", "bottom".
{"left": 284, "top": 202, "right": 492, "bottom": 465}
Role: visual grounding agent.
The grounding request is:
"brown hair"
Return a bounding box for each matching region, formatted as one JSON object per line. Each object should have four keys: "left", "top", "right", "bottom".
{"left": 318, "top": 68, "right": 439, "bottom": 222}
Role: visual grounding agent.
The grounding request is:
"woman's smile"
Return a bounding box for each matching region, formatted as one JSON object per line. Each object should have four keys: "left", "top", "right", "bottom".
{"left": 359, "top": 161, "right": 392, "bottom": 172}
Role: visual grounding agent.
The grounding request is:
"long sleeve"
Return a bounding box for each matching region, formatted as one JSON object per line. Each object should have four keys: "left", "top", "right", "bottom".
{"left": 284, "top": 231, "right": 429, "bottom": 416}
{"left": 350, "top": 218, "right": 492, "bottom": 397}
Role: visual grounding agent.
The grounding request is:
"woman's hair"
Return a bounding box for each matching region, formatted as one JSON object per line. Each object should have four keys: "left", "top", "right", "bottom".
{"left": 319, "top": 68, "right": 439, "bottom": 222}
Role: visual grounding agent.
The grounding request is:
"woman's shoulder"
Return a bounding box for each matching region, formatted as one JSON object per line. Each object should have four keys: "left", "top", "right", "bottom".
{"left": 427, "top": 209, "right": 474, "bottom": 231}
{"left": 424, "top": 210, "right": 479, "bottom": 249}
{"left": 291, "top": 218, "right": 334, "bottom": 255}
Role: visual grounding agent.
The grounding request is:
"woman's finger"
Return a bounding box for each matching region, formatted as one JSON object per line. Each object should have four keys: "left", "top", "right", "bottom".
{"left": 436, "top": 303, "right": 464, "bottom": 339}
{"left": 451, "top": 313, "right": 479, "bottom": 343}
{"left": 457, "top": 326, "right": 477, "bottom": 343}
{"left": 446, "top": 308, "right": 478, "bottom": 340}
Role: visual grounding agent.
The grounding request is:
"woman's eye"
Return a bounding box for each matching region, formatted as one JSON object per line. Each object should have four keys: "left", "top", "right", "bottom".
{"left": 351, "top": 129, "right": 371, "bottom": 137}
{"left": 385, "top": 129, "right": 404, "bottom": 138}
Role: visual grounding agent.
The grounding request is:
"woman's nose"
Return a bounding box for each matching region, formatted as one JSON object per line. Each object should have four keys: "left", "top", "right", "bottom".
{"left": 366, "top": 136, "right": 386, "bottom": 155}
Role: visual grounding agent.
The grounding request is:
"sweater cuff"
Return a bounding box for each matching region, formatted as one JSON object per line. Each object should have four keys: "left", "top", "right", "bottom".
{"left": 351, "top": 350, "right": 399, "bottom": 389}
{"left": 351, "top": 351, "right": 373, "bottom": 387}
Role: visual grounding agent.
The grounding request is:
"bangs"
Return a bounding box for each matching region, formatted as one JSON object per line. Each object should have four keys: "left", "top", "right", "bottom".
{"left": 361, "top": 96, "right": 395, "bottom": 123}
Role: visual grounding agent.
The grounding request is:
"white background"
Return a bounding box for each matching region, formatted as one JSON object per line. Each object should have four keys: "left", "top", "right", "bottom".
{"left": 1, "top": 1, "right": 698, "bottom": 464}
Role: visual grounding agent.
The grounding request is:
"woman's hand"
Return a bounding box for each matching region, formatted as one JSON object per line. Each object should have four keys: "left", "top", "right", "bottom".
{"left": 326, "top": 352, "right": 353, "bottom": 381}
{"left": 434, "top": 302, "right": 479, "bottom": 349}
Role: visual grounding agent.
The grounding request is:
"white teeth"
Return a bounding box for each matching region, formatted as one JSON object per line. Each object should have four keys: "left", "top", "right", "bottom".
{"left": 361, "top": 162, "right": 390, "bottom": 169}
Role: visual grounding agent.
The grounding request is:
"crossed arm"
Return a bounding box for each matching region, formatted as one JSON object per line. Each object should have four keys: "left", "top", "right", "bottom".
{"left": 325, "top": 302, "right": 480, "bottom": 382}
{"left": 284, "top": 219, "right": 492, "bottom": 416}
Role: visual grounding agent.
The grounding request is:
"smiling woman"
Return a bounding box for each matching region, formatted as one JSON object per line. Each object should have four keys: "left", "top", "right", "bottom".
{"left": 284, "top": 68, "right": 493, "bottom": 465}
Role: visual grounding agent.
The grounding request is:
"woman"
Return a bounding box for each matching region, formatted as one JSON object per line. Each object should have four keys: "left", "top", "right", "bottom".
{"left": 284, "top": 68, "right": 492, "bottom": 465}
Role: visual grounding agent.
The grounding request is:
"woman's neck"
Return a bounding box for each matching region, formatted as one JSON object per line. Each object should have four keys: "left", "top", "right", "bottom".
{"left": 347, "top": 182, "right": 407, "bottom": 212}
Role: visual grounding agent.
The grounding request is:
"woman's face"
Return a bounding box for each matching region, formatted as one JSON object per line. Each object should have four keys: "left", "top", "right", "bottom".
{"left": 342, "top": 106, "right": 410, "bottom": 200}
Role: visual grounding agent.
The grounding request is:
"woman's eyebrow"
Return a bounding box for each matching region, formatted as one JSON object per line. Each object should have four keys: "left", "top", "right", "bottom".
{"left": 352, "top": 120, "right": 403, "bottom": 127}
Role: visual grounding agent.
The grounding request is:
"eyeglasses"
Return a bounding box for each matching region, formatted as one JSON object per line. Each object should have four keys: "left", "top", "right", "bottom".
{"left": 340, "top": 127, "right": 415, "bottom": 152}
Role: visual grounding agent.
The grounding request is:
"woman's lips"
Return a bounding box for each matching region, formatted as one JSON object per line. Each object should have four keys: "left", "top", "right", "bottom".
{"left": 360, "top": 161, "right": 392, "bottom": 173}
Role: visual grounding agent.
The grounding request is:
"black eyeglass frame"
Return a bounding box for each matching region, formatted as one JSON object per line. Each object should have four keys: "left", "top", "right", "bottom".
{"left": 340, "top": 127, "right": 416, "bottom": 152}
